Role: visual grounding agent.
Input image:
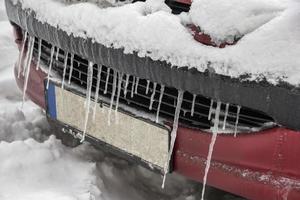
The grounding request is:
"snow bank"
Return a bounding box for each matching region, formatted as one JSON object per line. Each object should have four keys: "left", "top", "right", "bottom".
{"left": 10, "top": 0, "right": 300, "bottom": 86}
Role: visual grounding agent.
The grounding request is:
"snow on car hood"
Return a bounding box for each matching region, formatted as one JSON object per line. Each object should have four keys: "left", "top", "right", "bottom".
{"left": 10, "top": 0, "right": 300, "bottom": 86}
{"left": 190, "top": 0, "right": 286, "bottom": 44}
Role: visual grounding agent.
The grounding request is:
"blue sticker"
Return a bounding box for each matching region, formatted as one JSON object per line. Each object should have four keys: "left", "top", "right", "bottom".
{"left": 47, "top": 82, "right": 57, "bottom": 119}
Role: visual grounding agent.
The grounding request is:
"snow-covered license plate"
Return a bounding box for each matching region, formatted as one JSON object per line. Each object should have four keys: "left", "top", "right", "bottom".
{"left": 46, "top": 82, "right": 169, "bottom": 169}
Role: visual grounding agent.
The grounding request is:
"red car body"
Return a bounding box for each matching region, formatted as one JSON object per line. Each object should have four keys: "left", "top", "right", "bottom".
{"left": 13, "top": 25, "right": 300, "bottom": 200}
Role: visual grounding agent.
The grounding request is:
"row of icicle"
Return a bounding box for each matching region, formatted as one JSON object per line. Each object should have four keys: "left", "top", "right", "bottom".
{"left": 19, "top": 33, "right": 242, "bottom": 200}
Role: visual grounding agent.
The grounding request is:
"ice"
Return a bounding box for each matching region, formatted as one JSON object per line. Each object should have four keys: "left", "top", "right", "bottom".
{"left": 55, "top": 47, "right": 59, "bottom": 60}
{"left": 35, "top": 38, "right": 42, "bottom": 70}
{"left": 104, "top": 68, "right": 111, "bottom": 94}
{"left": 155, "top": 85, "right": 165, "bottom": 123}
{"left": 208, "top": 99, "right": 214, "bottom": 120}
{"left": 17, "top": 31, "right": 27, "bottom": 78}
{"left": 68, "top": 53, "right": 74, "bottom": 84}
{"left": 108, "top": 70, "right": 117, "bottom": 126}
{"left": 222, "top": 103, "right": 229, "bottom": 130}
{"left": 22, "top": 36, "right": 34, "bottom": 108}
{"left": 131, "top": 76, "right": 136, "bottom": 98}
{"left": 92, "top": 65, "right": 102, "bottom": 121}
{"left": 162, "top": 90, "right": 184, "bottom": 188}
{"left": 115, "top": 72, "right": 123, "bottom": 123}
{"left": 149, "top": 82, "right": 157, "bottom": 110}
{"left": 191, "top": 94, "right": 196, "bottom": 117}
{"left": 61, "top": 52, "right": 69, "bottom": 89}
{"left": 46, "top": 45, "right": 55, "bottom": 90}
{"left": 234, "top": 105, "right": 241, "bottom": 137}
{"left": 134, "top": 77, "right": 139, "bottom": 94}
{"left": 201, "top": 101, "right": 222, "bottom": 200}
{"left": 81, "top": 61, "right": 94, "bottom": 142}
{"left": 146, "top": 80, "right": 150, "bottom": 94}
{"left": 124, "top": 74, "right": 130, "bottom": 97}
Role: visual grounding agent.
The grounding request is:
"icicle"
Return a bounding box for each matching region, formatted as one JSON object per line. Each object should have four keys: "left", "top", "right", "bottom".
{"left": 191, "top": 94, "right": 196, "bottom": 117}
{"left": 46, "top": 46, "right": 55, "bottom": 90}
{"left": 124, "top": 74, "right": 130, "bottom": 97}
{"left": 92, "top": 65, "right": 102, "bottom": 121}
{"left": 68, "top": 54, "right": 74, "bottom": 84}
{"left": 17, "top": 31, "right": 28, "bottom": 78}
{"left": 222, "top": 103, "right": 229, "bottom": 130}
{"left": 104, "top": 68, "right": 111, "bottom": 94}
{"left": 108, "top": 70, "right": 117, "bottom": 126}
{"left": 131, "top": 76, "right": 136, "bottom": 98}
{"left": 149, "top": 82, "right": 157, "bottom": 110}
{"left": 146, "top": 80, "right": 150, "bottom": 94}
{"left": 22, "top": 36, "right": 35, "bottom": 108}
{"left": 156, "top": 85, "right": 165, "bottom": 123}
{"left": 115, "top": 72, "right": 123, "bottom": 124}
{"left": 81, "top": 61, "right": 94, "bottom": 142}
{"left": 61, "top": 52, "right": 69, "bottom": 89}
{"left": 36, "top": 38, "right": 42, "bottom": 71}
{"left": 22, "top": 35, "right": 32, "bottom": 77}
{"left": 208, "top": 99, "right": 214, "bottom": 120}
{"left": 162, "top": 91, "right": 184, "bottom": 188}
{"left": 55, "top": 47, "right": 59, "bottom": 60}
{"left": 234, "top": 106, "right": 241, "bottom": 137}
{"left": 201, "top": 101, "right": 221, "bottom": 200}
{"left": 134, "top": 77, "right": 139, "bottom": 94}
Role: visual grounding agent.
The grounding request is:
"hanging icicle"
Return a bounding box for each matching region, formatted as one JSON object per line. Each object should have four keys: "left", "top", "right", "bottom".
{"left": 104, "top": 68, "right": 111, "bottom": 94}
{"left": 156, "top": 85, "right": 165, "bottom": 123}
{"left": 124, "top": 74, "right": 130, "bottom": 97}
{"left": 68, "top": 53, "right": 74, "bottom": 84}
{"left": 222, "top": 103, "right": 229, "bottom": 130}
{"left": 22, "top": 36, "right": 35, "bottom": 108}
{"left": 36, "top": 38, "right": 42, "bottom": 71}
{"left": 131, "top": 76, "right": 136, "bottom": 98}
{"left": 134, "top": 77, "right": 140, "bottom": 94}
{"left": 149, "top": 82, "right": 157, "bottom": 110}
{"left": 208, "top": 99, "right": 214, "bottom": 120}
{"left": 108, "top": 70, "right": 117, "bottom": 126}
{"left": 191, "top": 94, "right": 196, "bottom": 117}
{"left": 81, "top": 61, "right": 94, "bottom": 142}
{"left": 92, "top": 65, "right": 102, "bottom": 121}
{"left": 61, "top": 52, "right": 69, "bottom": 89}
{"left": 46, "top": 46, "right": 55, "bottom": 90}
{"left": 146, "top": 80, "right": 150, "bottom": 94}
{"left": 17, "top": 31, "right": 28, "bottom": 78}
{"left": 201, "top": 101, "right": 221, "bottom": 200}
{"left": 55, "top": 47, "right": 60, "bottom": 60}
{"left": 162, "top": 90, "right": 184, "bottom": 188}
{"left": 234, "top": 106, "right": 241, "bottom": 137}
{"left": 115, "top": 72, "right": 123, "bottom": 124}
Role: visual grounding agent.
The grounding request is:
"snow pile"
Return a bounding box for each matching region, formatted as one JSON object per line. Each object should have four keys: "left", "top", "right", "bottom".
{"left": 10, "top": 0, "right": 300, "bottom": 86}
{"left": 190, "top": 0, "right": 286, "bottom": 44}
{"left": 0, "top": 137, "right": 101, "bottom": 200}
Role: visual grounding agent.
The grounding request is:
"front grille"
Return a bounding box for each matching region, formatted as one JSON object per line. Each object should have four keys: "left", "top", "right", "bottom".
{"left": 32, "top": 37, "right": 274, "bottom": 132}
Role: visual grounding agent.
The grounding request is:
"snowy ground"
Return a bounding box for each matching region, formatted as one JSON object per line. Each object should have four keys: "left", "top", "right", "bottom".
{"left": 0, "top": 1, "right": 245, "bottom": 199}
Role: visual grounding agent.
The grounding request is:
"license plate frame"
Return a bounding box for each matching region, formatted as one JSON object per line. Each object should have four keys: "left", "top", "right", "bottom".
{"left": 45, "top": 80, "right": 170, "bottom": 172}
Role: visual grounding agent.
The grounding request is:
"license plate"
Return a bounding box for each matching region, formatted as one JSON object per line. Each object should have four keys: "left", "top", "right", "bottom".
{"left": 46, "top": 81, "right": 170, "bottom": 169}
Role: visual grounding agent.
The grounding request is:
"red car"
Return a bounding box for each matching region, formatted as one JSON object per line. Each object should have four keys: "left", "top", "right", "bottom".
{"left": 5, "top": 0, "right": 300, "bottom": 199}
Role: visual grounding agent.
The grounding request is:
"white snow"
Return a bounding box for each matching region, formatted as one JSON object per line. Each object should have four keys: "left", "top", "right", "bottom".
{"left": 190, "top": 0, "right": 286, "bottom": 44}
{"left": 9, "top": 0, "right": 300, "bottom": 86}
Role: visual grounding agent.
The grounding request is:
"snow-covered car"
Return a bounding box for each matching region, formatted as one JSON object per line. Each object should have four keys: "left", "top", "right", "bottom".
{"left": 5, "top": 0, "right": 300, "bottom": 199}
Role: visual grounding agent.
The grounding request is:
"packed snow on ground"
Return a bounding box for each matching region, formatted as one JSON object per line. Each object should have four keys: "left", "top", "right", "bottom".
{"left": 9, "top": 0, "right": 300, "bottom": 86}
{"left": 0, "top": 1, "right": 246, "bottom": 199}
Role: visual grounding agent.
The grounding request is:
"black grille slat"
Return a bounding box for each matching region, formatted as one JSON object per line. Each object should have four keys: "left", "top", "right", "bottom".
{"left": 33, "top": 38, "right": 274, "bottom": 131}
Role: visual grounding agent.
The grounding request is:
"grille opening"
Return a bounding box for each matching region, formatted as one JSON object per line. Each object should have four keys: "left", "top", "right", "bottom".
{"left": 33, "top": 37, "right": 275, "bottom": 133}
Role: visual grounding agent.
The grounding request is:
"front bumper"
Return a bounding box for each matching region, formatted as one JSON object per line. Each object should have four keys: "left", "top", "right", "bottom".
{"left": 14, "top": 60, "right": 300, "bottom": 200}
